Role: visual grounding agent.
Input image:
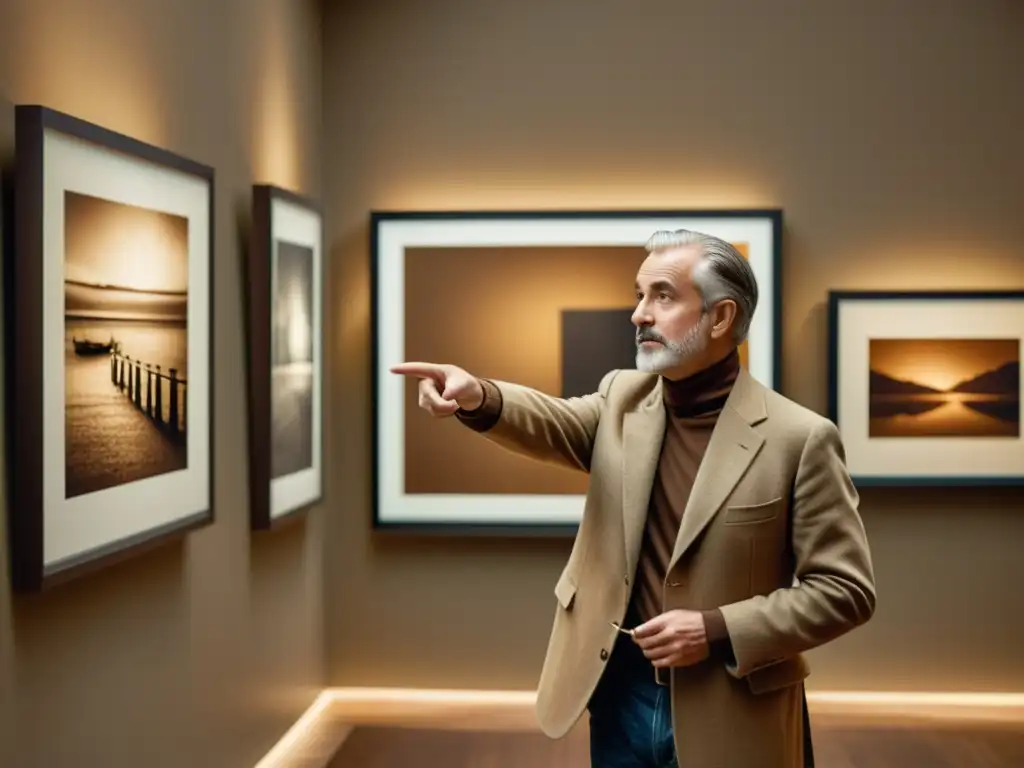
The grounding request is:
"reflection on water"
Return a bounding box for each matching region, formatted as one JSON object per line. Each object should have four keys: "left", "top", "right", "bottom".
{"left": 271, "top": 362, "right": 313, "bottom": 479}
{"left": 64, "top": 318, "right": 188, "bottom": 499}
{"left": 869, "top": 393, "right": 1020, "bottom": 438}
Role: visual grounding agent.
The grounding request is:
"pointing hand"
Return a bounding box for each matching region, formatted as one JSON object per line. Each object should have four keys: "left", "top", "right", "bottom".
{"left": 390, "top": 362, "right": 485, "bottom": 417}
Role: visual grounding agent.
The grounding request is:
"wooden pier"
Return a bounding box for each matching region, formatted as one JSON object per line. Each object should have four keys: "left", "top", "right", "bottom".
{"left": 109, "top": 348, "right": 187, "bottom": 437}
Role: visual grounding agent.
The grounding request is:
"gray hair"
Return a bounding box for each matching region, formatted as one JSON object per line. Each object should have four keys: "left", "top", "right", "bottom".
{"left": 644, "top": 229, "right": 758, "bottom": 344}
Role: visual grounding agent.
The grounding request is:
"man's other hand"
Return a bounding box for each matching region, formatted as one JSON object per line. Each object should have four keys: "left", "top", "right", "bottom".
{"left": 632, "top": 609, "right": 710, "bottom": 668}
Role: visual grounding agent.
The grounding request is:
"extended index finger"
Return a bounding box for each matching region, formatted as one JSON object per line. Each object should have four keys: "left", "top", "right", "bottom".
{"left": 390, "top": 361, "right": 442, "bottom": 380}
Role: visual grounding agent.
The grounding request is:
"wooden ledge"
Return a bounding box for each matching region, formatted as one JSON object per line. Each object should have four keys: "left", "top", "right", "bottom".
{"left": 253, "top": 687, "right": 1024, "bottom": 767}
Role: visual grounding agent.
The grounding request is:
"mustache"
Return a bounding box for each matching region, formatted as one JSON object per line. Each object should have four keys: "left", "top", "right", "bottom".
{"left": 636, "top": 329, "right": 666, "bottom": 345}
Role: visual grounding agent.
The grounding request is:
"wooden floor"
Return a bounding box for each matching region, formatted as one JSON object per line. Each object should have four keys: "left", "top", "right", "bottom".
{"left": 328, "top": 717, "right": 1024, "bottom": 767}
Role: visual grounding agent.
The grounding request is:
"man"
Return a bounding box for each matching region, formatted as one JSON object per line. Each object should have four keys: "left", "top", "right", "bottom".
{"left": 392, "top": 229, "right": 876, "bottom": 767}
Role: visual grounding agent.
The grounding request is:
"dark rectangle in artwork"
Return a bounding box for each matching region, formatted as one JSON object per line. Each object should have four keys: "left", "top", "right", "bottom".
{"left": 867, "top": 337, "right": 1020, "bottom": 438}
{"left": 270, "top": 239, "right": 315, "bottom": 480}
{"left": 560, "top": 308, "right": 636, "bottom": 398}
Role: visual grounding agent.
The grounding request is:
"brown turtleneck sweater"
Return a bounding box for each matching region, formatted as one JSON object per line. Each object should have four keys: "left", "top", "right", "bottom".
{"left": 631, "top": 349, "right": 739, "bottom": 661}
{"left": 456, "top": 350, "right": 740, "bottom": 661}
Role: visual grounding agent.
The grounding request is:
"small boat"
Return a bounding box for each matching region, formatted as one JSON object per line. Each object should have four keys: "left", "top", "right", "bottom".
{"left": 72, "top": 336, "right": 116, "bottom": 356}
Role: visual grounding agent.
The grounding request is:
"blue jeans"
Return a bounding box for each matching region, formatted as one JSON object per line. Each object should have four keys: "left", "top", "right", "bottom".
{"left": 586, "top": 618, "right": 818, "bottom": 768}
{"left": 587, "top": 615, "right": 677, "bottom": 768}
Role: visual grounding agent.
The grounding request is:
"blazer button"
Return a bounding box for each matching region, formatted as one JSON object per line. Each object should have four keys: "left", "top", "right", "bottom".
{"left": 600, "top": 648, "right": 609, "bottom": 661}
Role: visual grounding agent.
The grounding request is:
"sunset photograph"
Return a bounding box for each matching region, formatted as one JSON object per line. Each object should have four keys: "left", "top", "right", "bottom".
{"left": 63, "top": 190, "right": 190, "bottom": 498}
{"left": 868, "top": 338, "right": 1020, "bottom": 438}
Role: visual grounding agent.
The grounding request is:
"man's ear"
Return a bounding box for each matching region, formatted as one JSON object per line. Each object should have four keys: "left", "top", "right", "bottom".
{"left": 710, "top": 300, "right": 738, "bottom": 340}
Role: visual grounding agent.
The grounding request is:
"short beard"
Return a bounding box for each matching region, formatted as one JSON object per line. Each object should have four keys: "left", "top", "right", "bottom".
{"left": 635, "top": 315, "right": 710, "bottom": 374}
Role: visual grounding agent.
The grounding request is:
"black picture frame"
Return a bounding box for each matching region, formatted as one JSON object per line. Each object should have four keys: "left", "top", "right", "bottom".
{"left": 370, "top": 209, "right": 784, "bottom": 535}
{"left": 827, "top": 289, "right": 1024, "bottom": 487}
{"left": 247, "top": 184, "right": 324, "bottom": 530}
{"left": 7, "top": 105, "right": 216, "bottom": 591}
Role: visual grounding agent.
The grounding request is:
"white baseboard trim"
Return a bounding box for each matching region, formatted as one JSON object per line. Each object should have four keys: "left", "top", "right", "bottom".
{"left": 253, "top": 687, "right": 1024, "bottom": 767}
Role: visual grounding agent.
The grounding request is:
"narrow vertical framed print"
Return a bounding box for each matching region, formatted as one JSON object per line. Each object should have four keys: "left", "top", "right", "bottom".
{"left": 8, "top": 105, "right": 215, "bottom": 591}
{"left": 370, "top": 209, "right": 783, "bottom": 533}
{"left": 247, "top": 185, "right": 323, "bottom": 530}
{"left": 828, "top": 290, "right": 1024, "bottom": 486}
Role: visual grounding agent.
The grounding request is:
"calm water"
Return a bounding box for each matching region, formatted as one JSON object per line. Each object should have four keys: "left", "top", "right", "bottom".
{"left": 64, "top": 318, "right": 189, "bottom": 499}
{"left": 271, "top": 361, "right": 313, "bottom": 479}
{"left": 869, "top": 393, "right": 1020, "bottom": 438}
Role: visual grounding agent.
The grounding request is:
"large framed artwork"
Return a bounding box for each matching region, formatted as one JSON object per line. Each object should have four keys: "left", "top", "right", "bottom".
{"left": 828, "top": 290, "right": 1024, "bottom": 486}
{"left": 7, "top": 105, "right": 214, "bottom": 591}
{"left": 247, "top": 184, "right": 323, "bottom": 529}
{"left": 371, "top": 209, "right": 783, "bottom": 533}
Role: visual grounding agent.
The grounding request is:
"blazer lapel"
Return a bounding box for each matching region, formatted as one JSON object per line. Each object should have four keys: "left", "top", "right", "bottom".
{"left": 667, "top": 369, "right": 768, "bottom": 572}
{"left": 621, "top": 380, "right": 665, "bottom": 578}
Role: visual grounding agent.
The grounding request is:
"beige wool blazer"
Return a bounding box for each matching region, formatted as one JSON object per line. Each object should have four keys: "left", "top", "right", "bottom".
{"left": 472, "top": 366, "right": 876, "bottom": 768}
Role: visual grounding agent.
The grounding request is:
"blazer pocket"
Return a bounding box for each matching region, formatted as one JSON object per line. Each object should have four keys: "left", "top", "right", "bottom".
{"left": 554, "top": 570, "right": 578, "bottom": 610}
{"left": 746, "top": 654, "right": 810, "bottom": 695}
{"left": 723, "top": 496, "right": 784, "bottom": 526}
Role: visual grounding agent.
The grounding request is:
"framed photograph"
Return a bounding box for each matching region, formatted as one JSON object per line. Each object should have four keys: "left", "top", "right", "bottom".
{"left": 828, "top": 290, "right": 1024, "bottom": 486}
{"left": 247, "top": 184, "right": 323, "bottom": 529}
{"left": 371, "top": 209, "right": 783, "bottom": 533}
{"left": 7, "top": 105, "right": 214, "bottom": 591}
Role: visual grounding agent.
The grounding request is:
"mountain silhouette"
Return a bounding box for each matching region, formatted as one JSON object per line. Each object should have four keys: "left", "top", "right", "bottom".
{"left": 949, "top": 361, "right": 1019, "bottom": 396}
{"left": 869, "top": 370, "right": 943, "bottom": 396}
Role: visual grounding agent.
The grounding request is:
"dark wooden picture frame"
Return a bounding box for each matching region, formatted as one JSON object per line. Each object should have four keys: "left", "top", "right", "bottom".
{"left": 370, "top": 209, "right": 784, "bottom": 535}
{"left": 828, "top": 289, "right": 1024, "bottom": 487}
{"left": 247, "top": 184, "right": 324, "bottom": 530}
{"left": 7, "top": 105, "right": 215, "bottom": 591}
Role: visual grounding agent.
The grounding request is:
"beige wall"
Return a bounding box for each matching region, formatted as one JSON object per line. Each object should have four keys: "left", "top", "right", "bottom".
{"left": 0, "top": 1, "right": 324, "bottom": 766}
{"left": 324, "top": 0, "right": 1024, "bottom": 693}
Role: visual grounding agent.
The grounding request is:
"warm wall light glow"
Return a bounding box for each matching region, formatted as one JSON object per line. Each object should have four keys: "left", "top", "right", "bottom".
{"left": 318, "top": 686, "right": 1024, "bottom": 717}
{"left": 335, "top": 263, "right": 370, "bottom": 369}
{"left": 811, "top": 691, "right": 1024, "bottom": 707}
{"left": 251, "top": 7, "right": 302, "bottom": 191}
{"left": 809, "top": 690, "right": 1024, "bottom": 724}
{"left": 384, "top": 176, "right": 776, "bottom": 213}
{"left": 5, "top": 3, "right": 168, "bottom": 145}
{"left": 328, "top": 687, "right": 537, "bottom": 705}
{"left": 830, "top": 239, "right": 1024, "bottom": 290}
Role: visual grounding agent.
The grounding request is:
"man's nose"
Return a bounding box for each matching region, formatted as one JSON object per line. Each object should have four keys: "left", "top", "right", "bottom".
{"left": 631, "top": 305, "right": 652, "bottom": 326}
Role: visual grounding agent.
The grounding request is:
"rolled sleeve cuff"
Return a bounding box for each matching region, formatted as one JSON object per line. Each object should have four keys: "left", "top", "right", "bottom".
{"left": 455, "top": 378, "right": 503, "bottom": 432}
{"left": 702, "top": 608, "right": 735, "bottom": 664}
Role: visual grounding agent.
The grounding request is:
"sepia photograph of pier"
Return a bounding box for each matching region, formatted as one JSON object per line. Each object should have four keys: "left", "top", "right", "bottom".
{"left": 271, "top": 239, "right": 315, "bottom": 480}
{"left": 63, "top": 190, "right": 189, "bottom": 499}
